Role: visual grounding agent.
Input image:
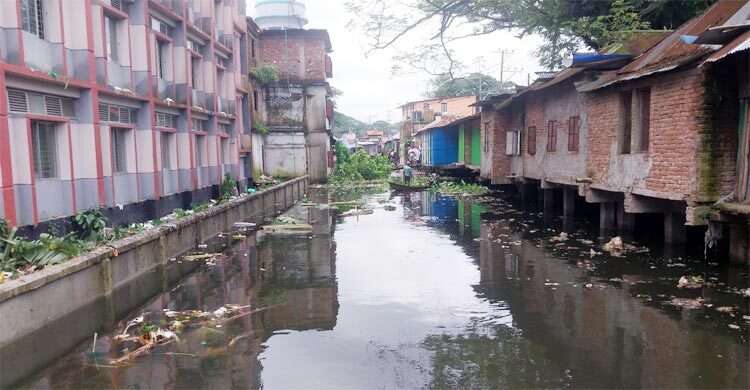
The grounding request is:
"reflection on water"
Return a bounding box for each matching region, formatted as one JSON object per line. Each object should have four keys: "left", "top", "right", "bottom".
{"left": 14, "top": 189, "right": 749, "bottom": 389}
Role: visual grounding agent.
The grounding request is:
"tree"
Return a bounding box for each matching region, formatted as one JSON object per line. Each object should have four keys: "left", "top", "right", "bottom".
{"left": 427, "top": 73, "right": 515, "bottom": 100}
{"left": 347, "top": 0, "right": 711, "bottom": 72}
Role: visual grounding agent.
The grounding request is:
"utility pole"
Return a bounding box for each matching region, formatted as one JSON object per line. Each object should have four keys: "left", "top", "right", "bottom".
{"left": 497, "top": 49, "right": 513, "bottom": 85}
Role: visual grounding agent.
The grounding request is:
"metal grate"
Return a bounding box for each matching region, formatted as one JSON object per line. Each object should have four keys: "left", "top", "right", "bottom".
{"left": 156, "top": 112, "right": 174, "bottom": 128}
{"left": 8, "top": 89, "right": 74, "bottom": 117}
{"left": 44, "top": 95, "right": 62, "bottom": 116}
{"left": 7, "top": 89, "right": 28, "bottom": 112}
{"left": 99, "top": 103, "right": 136, "bottom": 123}
{"left": 110, "top": 0, "right": 122, "bottom": 10}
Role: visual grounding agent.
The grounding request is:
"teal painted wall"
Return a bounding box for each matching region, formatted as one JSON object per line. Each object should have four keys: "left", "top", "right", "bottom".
{"left": 470, "top": 127, "right": 481, "bottom": 166}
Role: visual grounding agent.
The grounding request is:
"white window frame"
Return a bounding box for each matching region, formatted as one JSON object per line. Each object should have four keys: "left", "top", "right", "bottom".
{"left": 505, "top": 129, "right": 522, "bottom": 156}
{"left": 32, "top": 121, "right": 58, "bottom": 179}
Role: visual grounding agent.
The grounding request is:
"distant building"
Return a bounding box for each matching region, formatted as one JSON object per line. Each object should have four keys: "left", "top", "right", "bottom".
{"left": 398, "top": 95, "right": 477, "bottom": 163}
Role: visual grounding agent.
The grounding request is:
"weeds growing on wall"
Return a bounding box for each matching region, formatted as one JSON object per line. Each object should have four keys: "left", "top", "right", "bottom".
{"left": 250, "top": 64, "right": 280, "bottom": 86}
{"left": 329, "top": 142, "right": 392, "bottom": 184}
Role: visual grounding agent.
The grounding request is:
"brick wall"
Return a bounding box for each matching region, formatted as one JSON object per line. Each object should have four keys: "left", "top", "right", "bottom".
{"left": 259, "top": 33, "right": 327, "bottom": 82}
{"left": 523, "top": 81, "right": 587, "bottom": 184}
{"left": 586, "top": 67, "right": 737, "bottom": 201}
{"left": 480, "top": 107, "right": 511, "bottom": 183}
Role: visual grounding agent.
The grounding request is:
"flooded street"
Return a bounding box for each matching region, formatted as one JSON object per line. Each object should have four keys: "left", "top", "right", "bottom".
{"left": 14, "top": 188, "right": 749, "bottom": 389}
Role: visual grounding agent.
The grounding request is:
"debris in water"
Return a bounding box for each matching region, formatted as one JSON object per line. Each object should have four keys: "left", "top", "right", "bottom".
{"left": 677, "top": 276, "right": 704, "bottom": 289}
{"left": 665, "top": 297, "right": 706, "bottom": 310}
{"left": 341, "top": 209, "right": 374, "bottom": 217}
{"left": 715, "top": 306, "right": 734, "bottom": 313}
{"left": 728, "top": 324, "right": 740, "bottom": 330}
{"left": 550, "top": 232, "right": 569, "bottom": 242}
{"left": 602, "top": 236, "right": 648, "bottom": 256}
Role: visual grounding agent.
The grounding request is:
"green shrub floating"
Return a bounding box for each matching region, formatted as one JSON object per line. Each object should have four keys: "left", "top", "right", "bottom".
{"left": 330, "top": 142, "right": 392, "bottom": 184}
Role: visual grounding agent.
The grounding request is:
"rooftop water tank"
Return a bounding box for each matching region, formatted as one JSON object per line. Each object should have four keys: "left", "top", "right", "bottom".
{"left": 254, "top": 0, "right": 308, "bottom": 30}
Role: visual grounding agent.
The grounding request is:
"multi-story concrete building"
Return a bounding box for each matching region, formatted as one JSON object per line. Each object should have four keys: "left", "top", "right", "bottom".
{"left": 0, "top": 0, "right": 253, "bottom": 229}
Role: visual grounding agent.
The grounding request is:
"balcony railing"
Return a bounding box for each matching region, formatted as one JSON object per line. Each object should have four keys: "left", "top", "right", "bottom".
{"left": 218, "top": 97, "right": 235, "bottom": 115}
{"left": 23, "top": 32, "right": 64, "bottom": 74}
{"left": 154, "top": 77, "right": 175, "bottom": 101}
{"left": 107, "top": 60, "right": 131, "bottom": 89}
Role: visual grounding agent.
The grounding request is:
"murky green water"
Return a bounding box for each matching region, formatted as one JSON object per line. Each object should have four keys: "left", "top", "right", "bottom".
{"left": 13, "top": 188, "right": 749, "bottom": 389}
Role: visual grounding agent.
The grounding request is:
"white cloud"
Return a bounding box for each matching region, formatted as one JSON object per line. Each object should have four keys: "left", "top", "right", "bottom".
{"left": 248, "top": 0, "right": 546, "bottom": 123}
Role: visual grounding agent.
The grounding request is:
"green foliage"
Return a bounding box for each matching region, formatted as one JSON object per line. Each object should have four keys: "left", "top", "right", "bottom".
{"left": 221, "top": 172, "right": 238, "bottom": 201}
{"left": 173, "top": 208, "right": 190, "bottom": 218}
{"left": 255, "top": 120, "right": 270, "bottom": 136}
{"left": 568, "top": 0, "right": 651, "bottom": 52}
{"left": 390, "top": 176, "right": 432, "bottom": 187}
{"left": 428, "top": 73, "right": 514, "bottom": 100}
{"left": 0, "top": 219, "right": 8, "bottom": 240}
{"left": 74, "top": 207, "right": 109, "bottom": 243}
{"left": 330, "top": 148, "right": 393, "bottom": 184}
{"left": 333, "top": 111, "right": 369, "bottom": 136}
{"left": 192, "top": 202, "right": 211, "bottom": 213}
{"left": 431, "top": 181, "right": 488, "bottom": 196}
{"left": 349, "top": 0, "right": 711, "bottom": 71}
{"left": 250, "top": 64, "right": 279, "bottom": 86}
{"left": 0, "top": 228, "right": 83, "bottom": 273}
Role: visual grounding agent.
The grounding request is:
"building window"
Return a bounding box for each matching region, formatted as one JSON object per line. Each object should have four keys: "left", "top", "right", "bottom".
{"left": 483, "top": 122, "right": 490, "bottom": 152}
{"left": 441, "top": 103, "right": 447, "bottom": 113}
{"left": 506, "top": 130, "right": 521, "bottom": 156}
{"left": 32, "top": 121, "right": 57, "bottom": 179}
{"left": 218, "top": 122, "right": 230, "bottom": 134}
{"left": 105, "top": 16, "right": 119, "bottom": 62}
{"left": 250, "top": 38, "right": 257, "bottom": 59}
{"left": 192, "top": 118, "right": 207, "bottom": 131}
{"left": 253, "top": 90, "right": 259, "bottom": 111}
{"left": 568, "top": 116, "right": 579, "bottom": 152}
{"left": 156, "top": 112, "right": 174, "bottom": 128}
{"left": 111, "top": 128, "right": 127, "bottom": 173}
{"left": 20, "top": 0, "right": 45, "bottom": 39}
{"left": 527, "top": 126, "right": 537, "bottom": 155}
{"left": 221, "top": 138, "right": 230, "bottom": 164}
{"left": 423, "top": 102, "right": 429, "bottom": 110}
{"left": 547, "top": 120, "right": 557, "bottom": 153}
{"left": 195, "top": 135, "right": 206, "bottom": 167}
{"left": 634, "top": 88, "right": 651, "bottom": 152}
{"left": 157, "top": 41, "right": 168, "bottom": 79}
{"left": 161, "top": 133, "right": 171, "bottom": 170}
{"left": 191, "top": 58, "right": 200, "bottom": 88}
{"left": 619, "top": 91, "right": 632, "bottom": 154}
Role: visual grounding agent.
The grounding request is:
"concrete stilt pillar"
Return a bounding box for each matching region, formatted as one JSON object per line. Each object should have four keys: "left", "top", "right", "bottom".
{"left": 543, "top": 189, "right": 555, "bottom": 214}
{"left": 664, "top": 212, "right": 687, "bottom": 244}
{"left": 729, "top": 223, "right": 750, "bottom": 264}
{"left": 617, "top": 202, "right": 635, "bottom": 231}
{"left": 563, "top": 189, "right": 576, "bottom": 218}
{"left": 537, "top": 186, "right": 544, "bottom": 208}
{"left": 600, "top": 202, "right": 616, "bottom": 230}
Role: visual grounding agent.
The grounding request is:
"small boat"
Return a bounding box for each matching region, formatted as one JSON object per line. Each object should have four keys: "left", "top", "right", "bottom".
{"left": 389, "top": 181, "right": 431, "bottom": 192}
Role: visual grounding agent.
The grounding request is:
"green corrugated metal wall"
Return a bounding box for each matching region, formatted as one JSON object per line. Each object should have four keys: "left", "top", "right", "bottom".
{"left": 471, "top": 127, "right": 481, "bottom": 165}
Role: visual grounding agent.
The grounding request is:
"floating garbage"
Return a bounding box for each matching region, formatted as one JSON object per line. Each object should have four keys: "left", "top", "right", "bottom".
{"left": 602, "top": 236, "right": 649, "bottom": 256}
{"left": 550, "top": 232, "right": 569, "bottom": 242}
{"left": 677, "top": 276, "right": 704, "bottom": 289}
{"left": 665, "top": 297, "right": 706, "bottom": 310}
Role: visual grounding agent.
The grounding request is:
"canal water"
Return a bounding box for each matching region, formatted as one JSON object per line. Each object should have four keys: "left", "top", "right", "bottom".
{"left": 13, "top": 187, "right": 749, "bottom": 389}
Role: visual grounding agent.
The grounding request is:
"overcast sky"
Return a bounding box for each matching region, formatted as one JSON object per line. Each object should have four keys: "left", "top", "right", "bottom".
{"left": 248, "top": 0, "right": 546, "bottom": 124}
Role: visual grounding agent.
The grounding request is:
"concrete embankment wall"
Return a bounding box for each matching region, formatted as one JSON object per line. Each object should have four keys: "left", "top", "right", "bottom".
{"left": 0, "top": 176, "right": 309, "bottom": 386}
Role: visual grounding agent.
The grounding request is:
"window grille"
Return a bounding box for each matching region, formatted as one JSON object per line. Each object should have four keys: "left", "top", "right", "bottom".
{"left": 156, "top": 112, "right": 174, "bottom": 128}
{"left": 21, "top": 0, "right": 45, "bottom": 39}
{"left": 7, "top": 89, "right": 75, "bottom": 118}
{"left": 99, "top": 103, "right": 137, "bottom": 124}
{"left": 32, "top": 121, "right": 57, "bottom": 179}
{"left": 111, "top": 128, "right": 127, "bottom": 173}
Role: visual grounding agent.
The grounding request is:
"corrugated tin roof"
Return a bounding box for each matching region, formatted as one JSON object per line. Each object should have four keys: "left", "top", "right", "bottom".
{"left": 414, "top": 113, "right": 479, "bottom": 134}
{"left": 703, "top": 30, "right": 750, "bottom": 63}
{"left": 587, "top": 0, "right": 746, "bottom": 90}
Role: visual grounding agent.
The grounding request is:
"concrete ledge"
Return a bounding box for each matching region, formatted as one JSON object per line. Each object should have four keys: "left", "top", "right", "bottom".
{"left": 0, "top": 176, "right": 309, "bottom": 349}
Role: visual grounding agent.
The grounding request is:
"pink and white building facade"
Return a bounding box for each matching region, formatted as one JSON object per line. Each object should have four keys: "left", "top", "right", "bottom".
{"left": 0, "top": 0, "right": 255, "bottom": 228}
